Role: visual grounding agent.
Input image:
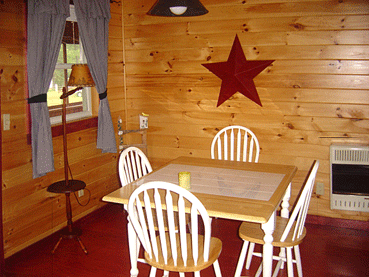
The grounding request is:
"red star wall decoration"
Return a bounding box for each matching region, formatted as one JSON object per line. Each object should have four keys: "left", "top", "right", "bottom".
{"left": 202, "top": 35, "right": 274, "bottom": 107}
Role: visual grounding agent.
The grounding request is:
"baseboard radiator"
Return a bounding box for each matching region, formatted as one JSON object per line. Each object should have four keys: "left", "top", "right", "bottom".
{"left": 330, "top": 145, "right": 369, "bottom": 212}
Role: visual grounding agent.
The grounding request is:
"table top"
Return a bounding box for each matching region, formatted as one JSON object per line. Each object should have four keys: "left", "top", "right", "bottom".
{"left": 102, "top": 156, "right": 297, "bottom": 224}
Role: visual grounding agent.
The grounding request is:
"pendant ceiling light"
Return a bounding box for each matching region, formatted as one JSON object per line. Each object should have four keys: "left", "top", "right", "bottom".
{"left": 147, "top": 0, "right": 208, "bottom": 17}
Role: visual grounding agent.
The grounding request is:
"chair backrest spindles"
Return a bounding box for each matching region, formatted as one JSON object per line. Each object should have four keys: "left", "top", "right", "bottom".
{"left": 224, "top": 131, "right": 228, "bottom": 160}
{"left": 118, "top": 146, "right": 152, "bottom": 187}
{"left": 230, "top": 129, "right": 234, "bottom": 161}
{"left": 128, "top": 181, "right": 213, "bottom": 268}
{"left": 211, "top": 126, "right": 260, "bottom": 163}
{"left": 280, "top": 160, "right": 319, "bottom": 242}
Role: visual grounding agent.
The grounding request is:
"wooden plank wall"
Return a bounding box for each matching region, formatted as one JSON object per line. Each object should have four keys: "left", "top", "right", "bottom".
{"left": 121, "top": 0, "right": 369, "bottom": 221}
{"left": 0, "top": 0, "right": 124, "bottom": 257}
{"left": 1, "top": 0, "right": 368, "bottom": 259}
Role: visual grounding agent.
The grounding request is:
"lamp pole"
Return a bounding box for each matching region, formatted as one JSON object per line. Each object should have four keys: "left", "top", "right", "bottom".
{"left": 47, "top": 66, "right": 90, "bottom": 254}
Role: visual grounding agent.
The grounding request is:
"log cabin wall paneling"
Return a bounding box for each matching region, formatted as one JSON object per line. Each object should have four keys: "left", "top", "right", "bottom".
{"left": 0, "top": 0, "right": 124, "bottom": 257}
{"left": 1, "top": 0, "right": 368, "bottom": 258}
{"left": 121, "top": 0, "right": 369, "bottom": 221}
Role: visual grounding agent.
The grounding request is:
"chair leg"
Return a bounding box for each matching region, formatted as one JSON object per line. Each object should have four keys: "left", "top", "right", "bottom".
{"left": 272, "top": 254, "right": 283, "bottom": 277}
{"left": 213, "top": 259, "right": 222, "bottom": 277}
{"left": 149, "top": 267, "right": 157, "bottom": 277}
{"left": 234, "top": 240, "right": 249, "bottom": 277}
{"left": 245, "top": 242, "right": 255, "bottom": 269}
{"left": 286, "top": 247, "right": 294, "bottom": 277}
{"left": 255, "top": 262, "right": 263, "bottom": 277}
{"left": 279, "top": 247, "right": 286, "bottom": 269}
{"left": 294, "top": 245, "right": 303, "bottom": 277}
{"left": 272, "top": 247, "right": 286, "bottom": 277}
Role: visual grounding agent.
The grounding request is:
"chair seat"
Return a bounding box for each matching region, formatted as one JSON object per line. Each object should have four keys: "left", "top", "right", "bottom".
{"left": 144, "top": 233, "right": 222, "bottom": 272}
{"left": 239, "top": 217, "right": 306, "bottom": 248}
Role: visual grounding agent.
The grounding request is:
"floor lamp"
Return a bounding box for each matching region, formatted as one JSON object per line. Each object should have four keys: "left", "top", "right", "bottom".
{"left": 47, "top": 64, "right": 95, "bottom": 254}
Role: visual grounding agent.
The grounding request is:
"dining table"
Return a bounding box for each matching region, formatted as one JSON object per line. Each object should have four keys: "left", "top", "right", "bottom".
{"left": 102, "top": 156, "right": 297, "bottom": 277}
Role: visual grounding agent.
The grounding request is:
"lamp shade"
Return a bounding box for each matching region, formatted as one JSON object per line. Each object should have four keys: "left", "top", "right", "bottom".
{"left": 67, "top": 64, "right": 95, "bottom": 87}
{"left": 147, "top": 0, "right": 208, "bottom": 17}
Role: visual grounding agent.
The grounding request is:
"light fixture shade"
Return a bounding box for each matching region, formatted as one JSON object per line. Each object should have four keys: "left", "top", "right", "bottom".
{"left": 147, "top": 0, "right": 208, "bottom": 17}
{"left": 67, "top": 64, "right": 95, "bottom": 87}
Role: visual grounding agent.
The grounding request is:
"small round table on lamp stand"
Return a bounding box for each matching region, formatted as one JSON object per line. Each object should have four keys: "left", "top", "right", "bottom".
{"left": 47, "top": 179, "right": 88, "bottom": 254}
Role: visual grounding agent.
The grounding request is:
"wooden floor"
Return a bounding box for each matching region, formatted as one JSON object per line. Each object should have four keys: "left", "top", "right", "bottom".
{"left": 4, "top": 204, "right": 369, "bottom": 277}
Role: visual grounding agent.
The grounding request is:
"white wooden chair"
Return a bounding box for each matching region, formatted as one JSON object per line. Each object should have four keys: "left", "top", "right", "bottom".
{"left": 127, "top": 181, "right": 223, "bottom": 277}
{"left": 118, "top": 146, "right": 152, "bottom": 187}
{"left": 211, "top": 126, "right": 260, "bottom": 162}
{"left": 234, "top": 160, "right": 319, "bottom": 277}
{"left": 118, "top": 147, "right": 153, "bottom": 264}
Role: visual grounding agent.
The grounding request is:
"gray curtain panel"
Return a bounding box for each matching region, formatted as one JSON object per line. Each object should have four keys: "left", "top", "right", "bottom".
{"left": 74, "top": 0, "right": 117, "bottom": 153}
{"left": 27, "top": 0, "right": 69, "bottom": 178}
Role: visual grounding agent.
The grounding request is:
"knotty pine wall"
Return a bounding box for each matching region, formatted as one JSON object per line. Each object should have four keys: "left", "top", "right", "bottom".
{"left": 1, "top": 0, "right": 368, "bottom": 258}
{"left": 0, "top": 0, "right": 123, "bottom": 257}
{"left": 120, "top": 0, "right": 369, "bottom": 221}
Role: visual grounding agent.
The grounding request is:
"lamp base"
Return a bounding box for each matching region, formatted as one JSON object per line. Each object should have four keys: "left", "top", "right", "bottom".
{"left": 47, "top": 180, "right": 88, "bottom": 254}
{"left": 51, "top": 227, "right": 87, "bottom": 255}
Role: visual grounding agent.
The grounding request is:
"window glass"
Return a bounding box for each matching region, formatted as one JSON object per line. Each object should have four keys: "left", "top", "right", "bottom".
{"left": 48, "top": 5, "right": 92, "bottom": 124}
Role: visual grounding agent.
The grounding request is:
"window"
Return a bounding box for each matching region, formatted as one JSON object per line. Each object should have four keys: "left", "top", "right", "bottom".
{"left": 48, "top": 5, "right": 92, "bottom": 125}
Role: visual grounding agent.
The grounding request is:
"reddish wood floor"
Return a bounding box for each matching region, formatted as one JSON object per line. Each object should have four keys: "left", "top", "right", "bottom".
{"left": 4, "top": 204, "right": 369, "bottom": 277}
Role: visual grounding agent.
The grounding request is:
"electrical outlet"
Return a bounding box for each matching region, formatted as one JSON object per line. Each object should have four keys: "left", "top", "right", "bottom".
{"left": 78, "top": 189, "right": 84, "bottom": 197}
{"left": 316, "top": 182, "right": 324, "bottom": 196}
{"left": 139, "top": 114, "right": 148, "bottom": 129}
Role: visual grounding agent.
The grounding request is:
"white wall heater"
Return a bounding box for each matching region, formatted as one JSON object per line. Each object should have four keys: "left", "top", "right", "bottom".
{"left": 330, "top": 144, "right": 369, "bottom": 212}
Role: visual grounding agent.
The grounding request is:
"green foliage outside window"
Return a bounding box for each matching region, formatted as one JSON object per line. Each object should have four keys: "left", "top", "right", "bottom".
{"left": 48, "top": 43, "right": 83, "bottom": 107}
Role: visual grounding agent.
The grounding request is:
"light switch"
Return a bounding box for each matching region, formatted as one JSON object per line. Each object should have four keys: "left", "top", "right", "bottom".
{"left": 3, "top": 114, "right": 10, "bottom": 131}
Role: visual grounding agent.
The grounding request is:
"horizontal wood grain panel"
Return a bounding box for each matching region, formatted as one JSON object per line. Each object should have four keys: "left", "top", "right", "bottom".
{"left": 283, "top": 115, "right": 369, "bottom": 133}
{"left": 107, "top": 49, "right": 124, "bottom": 64}
{"left": 244, "top": 88, "right": 369, "bottom": 104}
{"left": 109, "top": 24, "right": 122, "bottom": 39}
{"left": 109, "top": 12, "right": 122, "bottom": 27}
{"left": 124, "top": 30, "right": 369, "bottom": 50}
{"left": 124, "top": 45, "right": 369, "bottom": 61}
{"left": 124, "top": 96, "right": 369, "bottom": 119}
{"left": 124, "top": 59, "right": 369, "bottom": 75}
{"left": 0, "top": 11, "right": 24, "bottom": 32}
{"left": 105, "top": 86, "right": 125, "bottom": 100}
{"left": 109, "top": 98, "right": 125, "bottom": 113}
{"left": 267, "top": 60, "right": 369, "bottom": 75}
{"left": 0, "top": 0, "right": 25, "bottom": 14}
{"left": 255, "top": 74, "right": 369, "bottom": 90}
{"left": 124, "top": 0, "right": 369, "bottom": 25}
{"left": 108, "top": 37, "right": 123, "bottom": 51}
{"left": 125, "top": 86, "right": 368, "bottom": 104}
{"left": 206, "top": 0, "right": 369, "bottom": 19}
{"left": 275, "top": 102, "right": 369, "bottom": 118}
{"left": 0, "top": 29, "right": 25, "bottom": 48}
{"left": 125, "top": 72, "right": 369, "bottom": 90}
{"left": 185, "top": 15, "right": 369, "bottom": 34}
{"left": 0, "top": 47, "right": 25, "bottom": 66}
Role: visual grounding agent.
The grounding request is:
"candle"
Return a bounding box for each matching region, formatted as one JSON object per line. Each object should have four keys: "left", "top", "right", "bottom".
{"left": 178, "top": 171, "right": 191, "bottom": 190}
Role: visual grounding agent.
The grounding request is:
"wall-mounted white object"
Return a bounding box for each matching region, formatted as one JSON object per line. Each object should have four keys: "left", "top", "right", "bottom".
{"left": 140, "top": 113, "right": 149, "bottom": 129}
{"left": 330, "top": 144, "right": 369, "bottom": 212}
{"left": 3, "top": 114, "right": 10, "bottom": 131}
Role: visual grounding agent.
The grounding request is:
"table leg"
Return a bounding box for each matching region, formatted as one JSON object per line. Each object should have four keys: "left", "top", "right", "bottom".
{"left": 262, "top": 213, "right": 276, "bottom": 277}
{"left": 281, "top": 183, "right": 291, "bottom": 219}
{"left": 127, "top": 209, "right": 139, "bottom": 277}
{"left": 278, "top": 183, "right": 291, "bottom": 270}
